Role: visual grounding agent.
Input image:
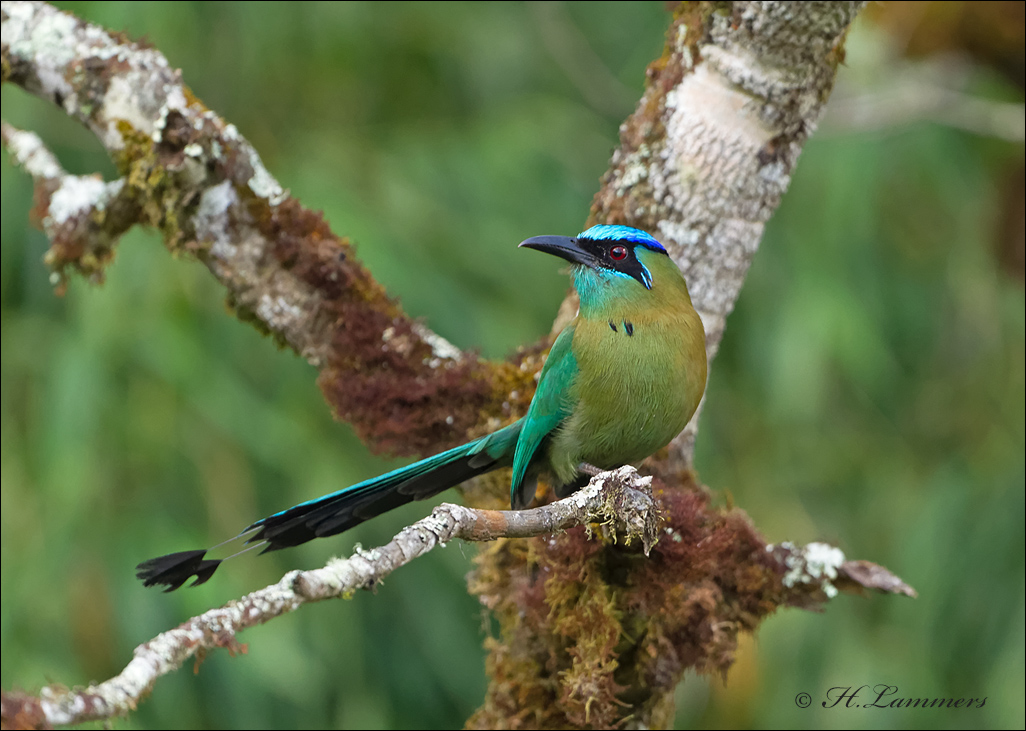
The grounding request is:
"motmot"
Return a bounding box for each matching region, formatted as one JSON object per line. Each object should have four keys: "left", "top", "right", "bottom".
{"left": 137, "top": 225, "right": 707, "bottom": 590}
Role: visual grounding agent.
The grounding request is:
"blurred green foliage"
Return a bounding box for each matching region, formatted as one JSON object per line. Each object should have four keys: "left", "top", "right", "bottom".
{"left": 1, "top": 3, "right": 1022, "bottom": 729}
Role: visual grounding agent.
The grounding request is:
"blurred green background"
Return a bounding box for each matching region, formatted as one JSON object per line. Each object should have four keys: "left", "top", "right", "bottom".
{"left": 2, "top": 2, "right": 1023, "bottom": 729}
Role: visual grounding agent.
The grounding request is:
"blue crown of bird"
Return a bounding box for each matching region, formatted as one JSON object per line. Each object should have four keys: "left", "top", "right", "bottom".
{"left": 137, "top": 225, "right": 707, "bottom": 590}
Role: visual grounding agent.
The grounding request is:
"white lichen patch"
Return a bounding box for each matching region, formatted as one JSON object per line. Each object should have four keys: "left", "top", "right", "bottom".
{"left": 5, "top": 1, "right": 194, "bottom": 155}
{"left": 3, "top": 2, "right": 77, "bottom": 104}
{"left": 615, "top": 149, "right": 650, "bottom": 194}
{"left": 669, "top": 65, "right": 777, "bottom": 153}
{"left": 674, "top": 21, "right": 692, "bottom": 63}
{"left": 46, "top": 175, "right": 113, "bottom": 226}
{"left": 773, "top": 540, "right": 846, "bottom": 599}
{"left": 802, "top": 542, "right": 846, "bottom": 580}
{"left": 256, "top": 293, "right": 304, "bottom": 331}
{"left": 657, "top": 220, "right": 701, "bottom": 248}
{"left": 2, "top": 125, "right": 63, "bottom": 180}
{"left": 194, "top": 180, "right": 238, "bottom": 257}
{"left": 413, "top": 323, "right": 463, "bottom": 362}
{"left": 243, "top": 143, "right": 286, "bottom": 205}
{"left": 103, "top": 74, "right": 157, "bottom": 144}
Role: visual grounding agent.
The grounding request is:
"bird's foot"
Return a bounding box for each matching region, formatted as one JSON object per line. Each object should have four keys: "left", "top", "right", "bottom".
{"left": 577, "top": 462, "right": 603, "bottom": 476}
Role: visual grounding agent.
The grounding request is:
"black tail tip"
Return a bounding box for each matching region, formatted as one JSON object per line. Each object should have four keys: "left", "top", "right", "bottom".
{"left": 136, "top": 549, "right": 222, "bottom": 592}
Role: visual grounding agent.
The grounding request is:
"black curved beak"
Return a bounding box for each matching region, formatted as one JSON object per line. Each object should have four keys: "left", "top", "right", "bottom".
{"left": 518, "top": 235, "right": 599, "bottom": 269}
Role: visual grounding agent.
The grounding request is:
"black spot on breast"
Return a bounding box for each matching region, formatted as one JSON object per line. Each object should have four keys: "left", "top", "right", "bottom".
{"left": 624, "top": 321, "right": 634, "bottom": 336}
{"left": 609, "top": 321, "right": 617, "bottom": 333}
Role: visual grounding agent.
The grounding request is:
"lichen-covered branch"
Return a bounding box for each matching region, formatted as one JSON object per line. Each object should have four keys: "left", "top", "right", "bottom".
{"left": 587, "top": 1, "right": 863, "bottom": 467}
{"left": 1, "top": 0, "right": 534, "bottom": 456}
{"left": 0, "top": 468, "right": 656, "bottom": 728}
{"left": 0, "top": 120, "right": 138, "bottom": 291}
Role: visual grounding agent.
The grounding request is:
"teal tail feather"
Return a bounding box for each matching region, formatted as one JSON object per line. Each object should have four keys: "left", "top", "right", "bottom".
{"left": 136, "top": 424, "right": 521, "bottom": 591}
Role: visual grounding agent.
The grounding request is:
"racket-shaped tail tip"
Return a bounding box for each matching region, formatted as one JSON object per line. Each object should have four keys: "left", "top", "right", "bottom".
{"left": 136, "top": 549, "right": 222, "bottom": 592}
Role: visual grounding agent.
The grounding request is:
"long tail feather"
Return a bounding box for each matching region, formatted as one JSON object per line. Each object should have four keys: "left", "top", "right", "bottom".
{"left": 248, "top": 439, "right": 506, "bottom": 550}
{"left": 136, "top": 424, "right": 520, "bottom": 590}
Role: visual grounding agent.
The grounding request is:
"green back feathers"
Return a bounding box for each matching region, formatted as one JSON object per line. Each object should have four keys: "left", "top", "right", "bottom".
{"left": 509, "top": 324, "right": 578, "bottom": 508}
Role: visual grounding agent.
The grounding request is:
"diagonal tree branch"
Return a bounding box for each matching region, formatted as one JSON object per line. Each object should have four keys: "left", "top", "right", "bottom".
{"left": 2, "top": 0, "right": 532, "bottom": 457}
{"left": 0, "top": 468, "right": 660, "bottom": 728}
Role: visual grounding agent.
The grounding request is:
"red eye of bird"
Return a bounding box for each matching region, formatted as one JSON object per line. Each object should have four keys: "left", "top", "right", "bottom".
{"left": 610, "top": 245, "right": 628, "bottom": 261}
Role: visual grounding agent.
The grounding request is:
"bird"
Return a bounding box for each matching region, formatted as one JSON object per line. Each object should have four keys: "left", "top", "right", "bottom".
{"left": 137, "top": 224, "right": 707, "bottom": 590}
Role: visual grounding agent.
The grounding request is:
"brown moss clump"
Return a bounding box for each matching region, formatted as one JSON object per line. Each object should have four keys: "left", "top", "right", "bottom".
{"left": 226, "top": 193, "right": 544, "bottom": 458}
{"left": 468, "top": 473, "right": 790, "bottom": 729}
